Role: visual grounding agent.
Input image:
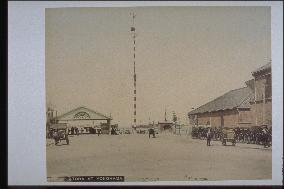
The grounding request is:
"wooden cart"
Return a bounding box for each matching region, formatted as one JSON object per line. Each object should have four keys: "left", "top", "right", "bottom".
{"left": 221, "top": 128, "right": 236, "bottom": 146}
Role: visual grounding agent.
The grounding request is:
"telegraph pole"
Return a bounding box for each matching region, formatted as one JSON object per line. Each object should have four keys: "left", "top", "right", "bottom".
{"left": 131, "top": 12, "right": 137, "bottom": 130}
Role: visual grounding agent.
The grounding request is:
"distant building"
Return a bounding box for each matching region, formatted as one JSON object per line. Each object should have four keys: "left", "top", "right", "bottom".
{"left": 56, "top": 106, "right": 112, "bottom": 134}
{"left": 156, "top": 109, "right": 175, "bottom": 132}
{"left": 188, "top": 63, "right": 272, "bottom": 128}
{"left": 157, "top": 121, "right": 174, "bottom": 132}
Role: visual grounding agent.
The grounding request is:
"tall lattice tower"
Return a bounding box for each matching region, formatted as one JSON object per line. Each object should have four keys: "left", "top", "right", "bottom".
{"left": 130, "top": 12, "right": 137, "bottom": 129}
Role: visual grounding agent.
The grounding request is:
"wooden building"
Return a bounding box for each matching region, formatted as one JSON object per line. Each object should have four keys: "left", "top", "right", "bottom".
{"left": 188, "top": 63, "right": 272, "bottom": 128}
{"left": 250, "top": 62, "right": 272, "bottom": 127}
{"left": 188, "top": 86, "right": 254, "bottom": 128}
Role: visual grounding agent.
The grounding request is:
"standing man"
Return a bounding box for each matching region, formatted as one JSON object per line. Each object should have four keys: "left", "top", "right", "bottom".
{"left": 262, "top": 125, "right": 269, "bottom": 148}
{"left": 71, "top": 127, "right": 74, "bottom": 135}
{"left": 206, "top": 128, "right": 212, "bottom": 146}
{"left": 148, "top": 128, "right": 155, "bottom": 138}
{"left": 97, "top": 126, "right": 101, "bottom": 136}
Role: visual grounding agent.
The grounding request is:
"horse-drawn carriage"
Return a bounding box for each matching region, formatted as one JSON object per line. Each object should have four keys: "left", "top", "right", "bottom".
{"left": 221, "top": 127, "right": 236, "bottom": 146}
{"left": 50, "top": 123, "right": 69, "bottom": 145}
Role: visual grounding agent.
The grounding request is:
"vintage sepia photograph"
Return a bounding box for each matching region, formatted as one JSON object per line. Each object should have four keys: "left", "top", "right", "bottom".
{"left": 45, "top": 6, "right": 272, "bottom": 182}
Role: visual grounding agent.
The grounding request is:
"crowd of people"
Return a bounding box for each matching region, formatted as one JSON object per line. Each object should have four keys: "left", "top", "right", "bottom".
{"left": 191, "top": 125, "right": 272, "bottom": 147}
{"left": 68, "top": 127, "right": 80, "bottom": 135}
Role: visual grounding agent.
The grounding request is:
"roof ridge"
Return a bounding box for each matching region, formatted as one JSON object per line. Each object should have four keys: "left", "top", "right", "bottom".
{"left": 57, "top": 106, "right": 83, "bottom": 119}
{"left": 188, "top": 86, "right": 251, "bottom": 115}
{"left": 57, "top": 106, "right": 111, "bottom": 120}
{"left": 252, "top": 62, "right": 271, "bottom": 74}
{"left": 236, "top": 92, "right": 253, "bottom": 108}
{"left": 199, "top": 86, "right": 248, "bottom": 108}
{"left": 229, "top": 86, "right": 248, "bottom": 92}
{"left": 84, "top": 107, "right": 111, "bottom": 119}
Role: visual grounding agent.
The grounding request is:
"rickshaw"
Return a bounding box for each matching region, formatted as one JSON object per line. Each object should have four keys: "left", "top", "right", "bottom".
{"left": 50, "top": 123, "right": 69, "bottom": 145}
{"left": 221, "top": 127, "right": 236, "bottom": 146}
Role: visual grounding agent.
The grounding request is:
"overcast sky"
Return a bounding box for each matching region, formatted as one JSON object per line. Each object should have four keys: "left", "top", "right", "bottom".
{"left": 46, "top": 6, "right": 270, "bottom": 126}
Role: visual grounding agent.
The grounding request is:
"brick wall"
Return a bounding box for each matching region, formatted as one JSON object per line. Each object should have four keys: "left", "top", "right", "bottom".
{"left": 211, "top": 113, "right": 221, "bottom": 127}
{"left": 254, "top": 74, "right": 272, "bottom": 101}
{"left": 251, "top": 100, "right": 272, "bottom": 126}
{"left": 196, "top": 110, "right": 241, "bottom": 128}
{"left": 254, "top": 77, "right": 266, "bottom": 101}
{"left": 252, "top": 70, "right": 272, "bottom": 127}
{"left": 197, "top": 113, "right": 210, "bottom": 126}
{"left": 238, "top": 109, "right": 253, "bottom": 123}
{"left": 223, "top": 110, "right": 239, "bottom": 128}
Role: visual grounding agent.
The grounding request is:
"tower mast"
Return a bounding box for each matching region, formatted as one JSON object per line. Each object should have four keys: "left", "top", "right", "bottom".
{"left": 131, "top": 12, "right": 137, "bottom": 129}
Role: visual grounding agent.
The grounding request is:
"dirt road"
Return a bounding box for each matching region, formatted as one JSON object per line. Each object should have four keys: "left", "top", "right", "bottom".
{"left": 47, "top": 133, "right": 271, "bottom": 182}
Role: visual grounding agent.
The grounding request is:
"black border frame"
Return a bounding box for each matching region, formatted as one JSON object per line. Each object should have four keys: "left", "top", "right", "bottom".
{"left": 4, "top": 0, "right": 283, "bottom": 188}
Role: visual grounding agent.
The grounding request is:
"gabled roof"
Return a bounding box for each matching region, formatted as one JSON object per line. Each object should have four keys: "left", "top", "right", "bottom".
{"left": 57, "top": 106, "right": 111, "bottom": 121}
{"left": 252, "top": 62, "right": 271, "bottom": 76}
{"left": 188, "top": 87, "right": 253, "bottom": 115}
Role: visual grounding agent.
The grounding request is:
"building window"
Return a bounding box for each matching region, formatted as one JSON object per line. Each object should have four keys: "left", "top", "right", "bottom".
{"left": 265, "top": 76, "right": 272, "bottom": 98}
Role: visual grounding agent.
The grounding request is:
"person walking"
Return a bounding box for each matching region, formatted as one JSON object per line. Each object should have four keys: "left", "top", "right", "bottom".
{"left": 206, "top": 128, "right": 212, "bottom": 146}
{"left": 148, "top": 128, "right": 155, "bottom": 138}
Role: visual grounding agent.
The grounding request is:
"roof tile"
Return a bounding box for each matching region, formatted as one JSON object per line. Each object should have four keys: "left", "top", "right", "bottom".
{"left": 188, "top": 87, "right": 254, "bottom": 115}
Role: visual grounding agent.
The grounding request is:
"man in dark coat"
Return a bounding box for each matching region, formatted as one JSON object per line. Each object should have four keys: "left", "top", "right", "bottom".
{"left": 71, "top": 127, "right": 74, "bottom": 135}
{"left": 148, "top": 128, "right": 155, "bottom": 138}
{"left": 206, "top": 128, "right": 212, "bottom": 146}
